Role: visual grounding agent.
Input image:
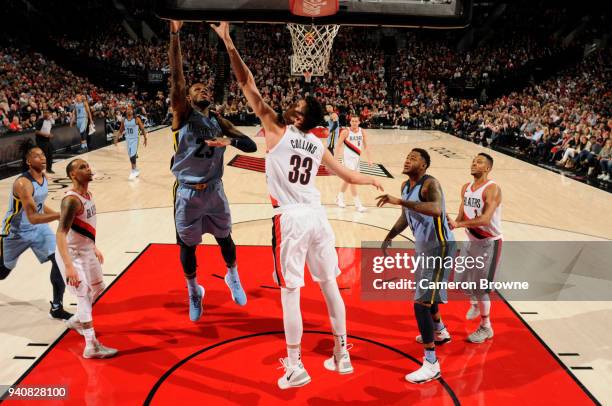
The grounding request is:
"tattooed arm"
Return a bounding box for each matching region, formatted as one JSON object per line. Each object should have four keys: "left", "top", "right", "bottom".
{"left": 56, "top": 195, "right": 81, "bottom": 287}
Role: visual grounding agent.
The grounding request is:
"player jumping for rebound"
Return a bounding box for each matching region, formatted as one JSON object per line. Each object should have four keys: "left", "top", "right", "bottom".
{"left": 213, "top": 21, "right": 383, "bottom": 389}
{"left": 114, "top": 106, "right": 148, "bottom": 180}
{"left": 169, "top": 21, "right": 257, "bottom": 322}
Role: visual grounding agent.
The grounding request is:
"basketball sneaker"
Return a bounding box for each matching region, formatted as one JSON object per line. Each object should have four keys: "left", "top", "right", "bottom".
{"left": 225, "top": 270, "right": 247, "bottom": 306}
{"left": 189, "top": 285, "right": 205, "bottom": 322}
{"left": 405, "top": 358, "right": 441, "bottom": 384}
{"left": 65, "top": 315, "right": 84, "bottom": 335}
{"left": 134, "top": 169, "right": 140, "bottom": 178}
{"left": 277, "top": 358, "right": 311, "bottom": 389}
{"left": 354, "top": 197, "right": 367, "bottom": 212}
{"left": 83, "top": 342, "right": 118, "bottom": 359}
{"left": 468, "top": 326, "right": 494, "bottom": 343}
{"left": 336, "top": 193, "right": 346, "bottom": 208}
{"left": 323, "top": 346, "right": 354, "bottom": 374}
{"left": 466, "top": 304, "right": 480, "bottom": 320}
{"left": 128, "top": 170, "right": 137, "bottom": 180}
{"left": 49, "top": 302, "right": 73, "bottom": 321}
{"left": 416, "top": 328, "right": 451, "bottom": 345}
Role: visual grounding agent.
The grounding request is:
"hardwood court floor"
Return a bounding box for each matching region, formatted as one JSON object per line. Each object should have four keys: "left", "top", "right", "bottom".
{"left": 0, "top": 127, "right": 610, "bottom": 404}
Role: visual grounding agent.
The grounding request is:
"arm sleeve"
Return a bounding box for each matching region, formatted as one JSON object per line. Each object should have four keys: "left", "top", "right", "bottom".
{"left": 230, "top": 135, "right": 257, "bottom": 153}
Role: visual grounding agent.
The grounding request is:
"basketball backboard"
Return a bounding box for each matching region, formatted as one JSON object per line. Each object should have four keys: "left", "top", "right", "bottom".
{"left": 155, "top": 0, "right": 472, "bottom": 28}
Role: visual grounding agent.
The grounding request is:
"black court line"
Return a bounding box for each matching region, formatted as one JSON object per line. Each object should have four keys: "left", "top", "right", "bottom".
{"left": 26, "top": 343, "right": 49, "bottom": 347}
{"left": 13, "top": 356, "right": 36, "bottom": 360}
{"left": 570, "top": 367, "right": 594, "bottom": 370}
{"left": 69, "top": 303, "right": 77, "bottom": 306}
{"left": 497, "top": 291, "right": 601, "bottom": 405}
{"left": 559, "top": 353, "right": 580, "bottom": 357}
{"left": 144, "top": 330, "right": 460, "bottom": 406}
{"left": 519, "top": 311, "right": 538, "bottom": 315}
{"left": 211, "top": 273, "right": 224, "bottom": 280}
{"left": 125, "top": 251, "right": 140, "bottom": 254}
{"left": 260, "top": 285, "right": 280, "bottom": 290}
{"left": 11, "top": 245, "right": 150, "bottom": 388}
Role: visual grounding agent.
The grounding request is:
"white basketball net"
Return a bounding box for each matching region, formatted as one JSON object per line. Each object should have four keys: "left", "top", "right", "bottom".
{"left": 287, "top": 23, "right": 340, "bottom": 77}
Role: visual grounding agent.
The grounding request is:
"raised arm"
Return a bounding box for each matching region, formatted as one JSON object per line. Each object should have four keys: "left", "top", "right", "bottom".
{"left": 322, "top": 149, "right": 382, "bottom": 190}
{"left": 211, "top": 23, "right": 282, "bottom": 137}
{"left": 168, "top": 20, "right": 190, "bottom": 129}
{"left": 13, "top": 178, "right": 59, "bottom": 224}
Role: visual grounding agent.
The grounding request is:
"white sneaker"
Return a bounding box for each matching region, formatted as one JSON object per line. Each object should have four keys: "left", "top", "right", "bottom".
{"left": 416, "top": 328, "right": 451, "bottom": 345}
{"left": 336, "top": 194, "right": 346, "bottom": 208}
{"left": 353, "top": 198, "right": 366, "bottom": 212}
{"left": 468, "top": 326, "right": 494, "bottom": 343}
{"left": 604, "top": 174, "right": 611, "bottom": 182}
{"left": 405, "top": 358, "right": 441, "bottom": 384}
{"left": 277, "top": 358, "right": 311, "bottom": 389}
{"left": 83, "top": 342, "right": 118, "bottom": 359}
{"left": 65, "top": 315, "right": 84, "bottom": 336}
{"left": 128, "top": 170, "right": 136, "bottom": 180}
{"left": 134, "top": 169, "right": 140, "bottom": 177}
{"left": 466, "top": 305, "right": 480, "bottom": 320}
{"left": 597, "top": 173, "right": 606, "bottom": 180}
{"left": 323, "top": 347, "right": 354, "bottom": 374}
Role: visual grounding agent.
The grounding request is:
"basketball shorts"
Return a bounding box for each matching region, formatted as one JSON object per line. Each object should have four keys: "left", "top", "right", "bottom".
{"left": 1, "top": 225, "right": 55, "bottom": 269}
{"left": 343, "top": 154, "right": 360, "bottom": 171}
{"left": 77, "top": 119, "right": 88, "bottom": 140}
{"left": 55, "top": 246, "right": 105, "bottom": 323}
{"left": 271, "top": 204, "right": 340, "bottom": 289}
{"left": 454, "top": 238, "right": 503, "bottom": 296}
{"left": 126, "top": 135, "right": 139, "bottom": 158}
{"left": 414, "top": 240, "right": 457, "bottom": 304}
{"left": 174, "top": 179, "right": 232, "bottom": 246}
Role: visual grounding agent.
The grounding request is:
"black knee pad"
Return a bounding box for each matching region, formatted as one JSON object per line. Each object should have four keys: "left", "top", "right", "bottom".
{"left": 430, "top": 303, "right": 439, "bottom": 315}
{"left": 215, "top": 235, "right": 236, "bottom": 267}
{"left": 130, "top": 155, "right": 137, "bottom": 165}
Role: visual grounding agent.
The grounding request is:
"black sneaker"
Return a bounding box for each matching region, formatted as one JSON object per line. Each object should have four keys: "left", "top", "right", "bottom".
{"left": 49, "top": 302, "right": 73, "bottom": 321}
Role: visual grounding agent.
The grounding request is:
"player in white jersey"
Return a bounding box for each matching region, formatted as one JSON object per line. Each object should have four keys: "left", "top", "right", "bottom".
{"left": 213, "top": 21, "right": 383, "bottom": 389}
{"left": 336, "top": 116, "right": 372, "bottom": 212}
{"left": 56, "top": 158, "right": 118, "bottom": 359}
{"left": 114, "top": 106, "right": 148, "bottom": 180}
{"left": 447, "top": 153, "right": 502, "bottom": 343}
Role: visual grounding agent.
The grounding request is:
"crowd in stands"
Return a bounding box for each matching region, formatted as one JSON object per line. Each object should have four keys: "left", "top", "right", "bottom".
{"left": 3, "top": 3, "right": 609, "bottom": 184}
{"left": 0, "top": 47, "right": 171, "bottom": 135}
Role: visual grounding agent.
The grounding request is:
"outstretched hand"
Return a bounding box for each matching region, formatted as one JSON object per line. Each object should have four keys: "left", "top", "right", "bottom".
{"left": 170, "top": 20, "right": 183, "bottom": 34}
{"left": 205, "top": 137, "right": 231, "bottom": 147}
{"left": 210, "top": 22, "right": 230, "bottom": 42}
{"left": 371, "top": 179, "right": 384, "bottom": 192}
{"left": 376, "top": 194, "right": 401, "bottom": 207}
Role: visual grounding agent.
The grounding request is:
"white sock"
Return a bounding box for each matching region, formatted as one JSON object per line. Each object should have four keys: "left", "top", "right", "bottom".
{"left": 281, "top": 287, "right": 303, "bottom": 365}
{"left": 83, "top": 327, "right": 96, "bottom": 349}
{"left": 354, "top": 196, "right": 362, "bottom": 207}
{"left": 334, "top": 334, "right": 347, "bottom": 353}
{"left": 479, "top": 294, "right": 491, "bottom": 328}
{"left": 287, "top": 346, "right": 301, "bottom": 367}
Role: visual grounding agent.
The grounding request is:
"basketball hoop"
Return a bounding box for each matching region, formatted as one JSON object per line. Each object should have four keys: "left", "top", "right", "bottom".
{"left": 288, "top": 23, "right": 340, "bottom": 77}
